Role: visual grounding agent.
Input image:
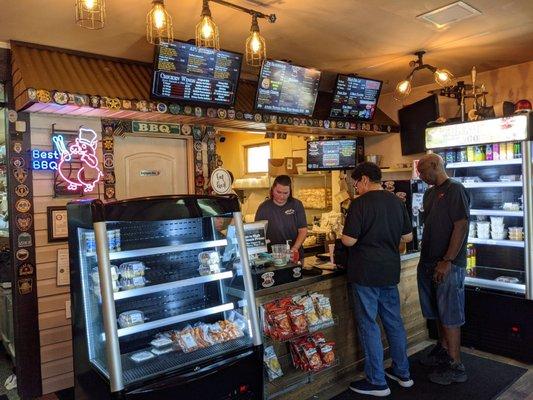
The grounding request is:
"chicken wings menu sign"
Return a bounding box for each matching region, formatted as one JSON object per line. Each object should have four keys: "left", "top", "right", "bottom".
{"left": 151, "top": 41, "right": 242, "bottom": 106}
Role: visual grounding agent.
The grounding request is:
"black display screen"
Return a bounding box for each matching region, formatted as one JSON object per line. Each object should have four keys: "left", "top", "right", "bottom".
{"left": 307, "top": 139, "right": 357, "bottom": 171}
{"left": 399, "top": 94, "right": 440, "bottom": 155}
{"left": 151, "top": 41, "right": 242, "bottom": 105}
{"left": 254, "top": 60, "right": 321, "bottom": 116}
{"left": 330, "top": 75, "right": 382, "bottom": 120}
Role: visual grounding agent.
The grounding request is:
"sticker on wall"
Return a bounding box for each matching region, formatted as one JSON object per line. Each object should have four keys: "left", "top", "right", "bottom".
{"left": 13, "top": 168, "right": 28, "bottom": 184}
{"left": 74, "top": 94, "right": 89, "bottom": 107}
{"left": 36, "top": 90, "right": 51, "bottom": 103}
{"left": 156, "top": 103, "right": 168, "bottom": 113}
{"left": 103, "top": 137, "right": 114, "bottom": 151}
{"left": 194, "top": 107, "right": 203, "bottom": 117}
{"left": 269, "top": 115, "right": 277, "bottom": 124}
{"left": 254, "top": 113, "right": 262, "bottom": 123}
{"left": 18, "top": 278, "right": 33, "bottom": 295}
{"left": 15, "top": 249, "right": 30, "bottom": 261}
{"left": 169, "top": 103, "right": 181, "bottom": 115}
{"left": 11, "top": 157, "right": 25, "bottom": 168}
{"left": 8, "top": 110, "right": 18, "bottom": 123}
{"left": 217, "top": 108, "right": 227, "bottom": 119}
{"left": 104, "top": 171, "right": 116, "bottom": 184}
{"left": 104, "top": 153, "right": 115, "bottom": 169}
{"left": 236, "top": 111, "right": 244, "bottom": 120}
{"left": 18, "top": 263, "right": 34, "bottom": 276}
{"left": 27, "top": 88, "right": 37, "bottom": 101}
{"left": 90, "top": 96, "right": 101, "bottom": 108}
{"left": 12, "top": 142, "right": 22, "bottom": 154}
{"left": 15, "top": 199, "right": 31, "bottom": 213}
{"left": 227, "top": 109, "right": 236, "bottom": 120}
{"left": 181, "top": 124, "right": 192, "bottom": 136}
{"left": 52, "top": 91, "right": 69, "bottom": 105}
{"left": 184, "top": 106, "right": 193, "bottom": 115}
{"left": 207, "top": 108, "right": 217, "bottom": 118}
{"left": 261, "top": 272, "right": 275, "bottom": 288}
{"left": 136, "top": 100, "right": 148, "bottom": 112}
{"left": 17, "top": 233, "right": 33, "bottom": 248}
{"left": 106, "top": 98, "right": 121, "bottom": 110}
{"left": 105, "top": 186, "right": 115, "bottom": 200}
{"left": 16, "top": 214, "right": 33, "bottom": 231}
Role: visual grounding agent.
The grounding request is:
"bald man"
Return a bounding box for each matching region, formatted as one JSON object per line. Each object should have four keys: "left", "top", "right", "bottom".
{"left": 416, "top": 153, "right": 470, "bottom": 385}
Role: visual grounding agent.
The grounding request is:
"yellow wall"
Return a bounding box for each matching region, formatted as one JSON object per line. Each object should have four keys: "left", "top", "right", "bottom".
{"left": 366, "top": 60, "right": 533, "bottom": 168}
{"left": 217, "top": 131, "right": 307, "bottom": 179}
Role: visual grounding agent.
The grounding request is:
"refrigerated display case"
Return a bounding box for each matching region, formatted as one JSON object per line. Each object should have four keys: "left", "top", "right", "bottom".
{"left": 425, "top": 113, "right": 533, "bottom": 362}
{"left": 67, "top": 195, "right": 263, "bottom": 399}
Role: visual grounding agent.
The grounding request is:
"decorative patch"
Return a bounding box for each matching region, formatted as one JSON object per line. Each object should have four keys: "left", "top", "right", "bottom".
{"left": 90, "top": 96, "right": 101, "bottom": 108}
{"left": 292, "top": 267, "right": 302, "bottom": 278}
{"left": 194, "top": 107, "right": 203, "bottom": 117}
{"left": 196, "top": 151, "right": 202, "bottom": 161}
{"left": 227, "top": 109, "right": 236, "bottom": 119}
{"left": 184, "top": 106, "right": 193, "bottom": 115}
{"left": 11, "top": 156, "right": 25, "bottom": 168}
{"left": 16, "top": 213, "right": 33, "bottom": 231}
{"left": 13, "top": 168, "right": 28, "bottom": 184}
{"left": 105, "top": 186, "right": 115, "bottom": 200}
{"left": 17, "top": 233, "right": 33, "bottom": 247}
{"left": 217, "top": 108, "right": 227, "bottom": 119}
{"left": 195, "top": 175, "right": 205, "bottom": 187}
{"left": 104, "top": 171, "right": 116, "bottom": 184}
{"left": 104, "top": 154, "right": 114, "bottom": 169}
{"left": 106, "top": 98, "right": 121, "bottom": 110}
{"left": 103, "top": 137, "right": 114, "bottom": 151}
{"left": 18, "top": 263, "right": 34, "bottom": 276}
{"left": 36, "top": 90, "right": 51, "bottom": 103}
{"left": 244, "top": 113, "right": 253, "bottom": 121}
{"left": 136, "top": 100, "right": 149, "bottom": 112}
{"left": 195, "top": 162, "right": 203, "bottom": 174}
{"left": 236, "top": 111, "right": 244, "bottom": 120}
{"left": 74, "top": 94, "right": 89, "bottom": 107}
{"left": 8, "top": 110, "right": 18, "bottom": 123}
{"left": 169, "top": 103, "right": 181, "bottom": 115}
{"left": 270, "top": 115, "right": 277, "bottom": 124}
{"left": 181, "top": 124, "right": 192, "bottom": 136}
{"left": 254, "top": 113, "right": 262, "bottom": 122}
{"left": 15, "top": 184, "right": 29, "bottom": 197}
{"left": 192, "top": 127, "right": 202, "bottom": 140}
{"left": 15, "top": 249, "right": 29, "bottom": 261}
{"left": 194, "top": 141, "right": 203, "bottom": 152}
{"left": 157, "top": 103, "right": 168, "bottom": 113}
{"left": 15, "top": 199, "right": 31, "bottom": 213}
{"left": 13, "top": 142, "right": 23, "bottom": 154}
{"left": 27, "top": 88, "right": 37, "bottom": 101}
{"left": 261, "top": 272, "right": 275, "bottom": 288}
{"left": 52, "top": 91, "right": 69, "bottom": 105}
{"left": 18, "top": 278, "right": 33, "bottom": 295}
{"left": 207, "top": 108, "right": 217, "bottom": 118}
{"left": 284, "top": 209, "right": 295, "bottom": 215}
{"left": 122, "top": 99, "right": 132, "bottom": 110}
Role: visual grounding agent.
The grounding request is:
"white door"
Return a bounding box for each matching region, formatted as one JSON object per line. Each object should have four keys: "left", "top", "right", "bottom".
{"left": 113, "top": 135, "right": 189, "bottom": 200}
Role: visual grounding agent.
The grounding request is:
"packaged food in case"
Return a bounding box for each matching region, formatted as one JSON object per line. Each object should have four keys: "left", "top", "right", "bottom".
{"left": 150, "top": 337, "right": 173, "bottom": 349}
{"left": 174, "top": 326, "right": 200, "bottom": 353}
{"left": 130, "top": 351, "right": 155, "bottom": 363}
{"left": 119, "top": 276, "right": 148, "bottom": 290}
{"left": 302, "top": 342, "right": 323, "bottom": 371}
{"left": 287, "top": 304, "right": 308, "bottom": 334}
{"left": 264, "top": 346, "right": 283, "bottom": 381}
{"left": 118, "top": 310, "right": 146, "bottom": 328}
{"left": 312, "top": 293, "right": 333, "bottom": 323}
{"left": 298, "top": 295, "right": 320, "bottom": 326}
{"left": 151, "top": 347, "right": 173, "bottom": 355}
{"left": 119, "top": 261, "right": 146, "bottom": 278}
{"left": 319, "top": 342, "right": 336, "bottom": 367}
{"left": 84, "top": 231, "right": 96, "bottom": 255}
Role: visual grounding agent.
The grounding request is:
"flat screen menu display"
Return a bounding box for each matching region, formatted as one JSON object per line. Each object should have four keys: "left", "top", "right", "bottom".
{"left": 255, "top": 60, "right": 321, "bottom": 116}
{"left": 307, "top": 139, "right": 357, "bottom": 171}
{"left": 151, "top": 41, "right": 242, "bottom": 105}
{"left": 330, "top": 75, "right": 382, "bottom": 120}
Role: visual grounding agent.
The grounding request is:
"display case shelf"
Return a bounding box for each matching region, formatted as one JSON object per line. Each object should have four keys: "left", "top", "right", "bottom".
{"left": 114, "top": 271, "right": 234, "bottom": 301}
{"left": 108, "top": 239, "right": 227, "bottom": 261}
{"left": 470, "top": 209, "right": 524, "bottom": 217}
{"left": 468, "top": 238, "right": 525, "bottom": 248}
{"left": 446, "top": 159, "right": 522, "bottom": 169}
{"left": 463, "top": 181, "right": 522, "bottom": 188}
{"left": 117, "top": 302, "right": 235, "bottom": 338}
{"left": 465, "top": 276, "right": 525, "bottom": 294}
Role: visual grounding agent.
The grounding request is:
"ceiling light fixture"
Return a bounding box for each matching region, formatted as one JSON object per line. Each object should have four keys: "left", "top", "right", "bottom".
{"left": 196, "top": 0, "right": 220, "bottom": 50}
{"left": 245, "top": 14, "right": 266, "bottom": 67}
{"left": 75, "top": 0, "right": 105, "bottom": 30}
{"left": 146, "top": 0, "right": 174, "bottom": 45}
{"left": 394, "top": 51, "right": 454, "bottom": 100}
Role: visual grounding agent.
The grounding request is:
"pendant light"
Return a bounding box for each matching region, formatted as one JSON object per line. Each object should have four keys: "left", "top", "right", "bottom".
{"left": 75, "top": 0, "right": 105, "bottom": 30}
{"left": 245, "top": 14, "right": 266, "bottom": 67}
{"left": 196, "top": 0, "right": 220, "bottom": 50}
{"left": 146, "top": 0, "right": 174, "bottom": 45}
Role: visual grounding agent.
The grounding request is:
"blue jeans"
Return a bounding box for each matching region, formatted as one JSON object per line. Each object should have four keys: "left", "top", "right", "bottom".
{"left": 351, "top": 284, "right": 410, "bottom": 386}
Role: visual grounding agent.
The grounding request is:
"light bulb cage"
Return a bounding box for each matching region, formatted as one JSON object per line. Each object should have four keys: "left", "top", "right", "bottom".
{"left": 146, "top": 0, "right": 174, "bottom": 45}
{"left": 196, "top": 0, "right": 220, "bottom": 50}
{"left": 75, "top": 0, "right": 105, "bottom": 30}
{"left": 245, "top": 14, "right": 266, "bottom": 67}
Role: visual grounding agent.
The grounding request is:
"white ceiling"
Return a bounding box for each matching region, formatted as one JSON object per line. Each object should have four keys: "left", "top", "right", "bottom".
{"left": 1, "top": 0, "right": 532, "bottom": 93}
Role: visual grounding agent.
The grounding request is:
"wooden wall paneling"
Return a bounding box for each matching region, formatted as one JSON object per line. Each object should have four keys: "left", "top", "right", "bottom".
{"left": 40, "top": 340, "right": 73, "bottom": 363}
{"left": 38, "top": 293, "right": 70, "bottom": 313}
{"left": 38, "top": 310, "right": 71, "bottom": 331}
{"left": 37, "top": 279, "right": 70, "bottom": 298}
{"left": 36, "top": 244, "right": 68, "bottom": 264}
{"left": 34, "top": 213, "right": 48, "bottom": 231}
{"left": 36, "top": 262, "right": 58, "bottom": 281}
{"left": 41, "top": 357, "right": 74, "bottom": 380}
{"left": 40, "top": 326, "right": 72, "bottom": 347}
{"left": 41, "top": 372, "right": 74, "bottom": 395}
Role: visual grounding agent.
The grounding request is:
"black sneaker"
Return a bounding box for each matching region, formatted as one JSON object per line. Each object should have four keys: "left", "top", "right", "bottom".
{"left": 428, "top": 362, "right": 468, "bottom": 385}
{"left": 419, "top": 343, "right": 449, "bottom": 367}
{"left": 349, "top": 378, "right": 391, "bottom": 397}
{"left": 385, "top": 367, "right": 414, "bottom": 388}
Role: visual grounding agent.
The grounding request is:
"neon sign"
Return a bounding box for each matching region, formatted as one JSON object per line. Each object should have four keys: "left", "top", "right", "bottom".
{"left": 52, "top": 128, "right": 103, "bottom": 192}
{"left": 31, "top": 149, "right": 60, "bottom": 170}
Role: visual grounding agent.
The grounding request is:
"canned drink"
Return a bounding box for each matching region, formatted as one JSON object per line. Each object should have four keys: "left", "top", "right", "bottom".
{"left": 107, "top": 230, "right": 116, "bottom": 252}
{"left": 445, "top": 149, "right": 456, "bottom": 164}
{"left": 457, "top": 148, "right": 468, "bottom": 162}
{"left": 492, "top": 143, "right": 500, "bottom": 160}
{"left": 514, "top": 142, "right": 522, "bottom": 159}
{"left": 114, "top": 229, "right": 121, "bottom": 252}
{"left": 474, "top": 146, "right": 485, "bottom": 161}
{"left": 466, "top": 146, "right": 475, "bottom": 162}
{"left": 506, "top": 142, "right": 514, "bottom": 160}
{"left": 84, "top": 231, "right": 96, "bottom": 255}
{"left": 485, "top": 144, "right": 493, "bottom": 161}
{"left": 500, "top": 143, "right": 508, "bottom": 160}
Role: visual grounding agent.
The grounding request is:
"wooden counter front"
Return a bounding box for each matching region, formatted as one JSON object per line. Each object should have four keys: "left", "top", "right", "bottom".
{"left": 257, "top": 253, "right": 426, "bottom": 400}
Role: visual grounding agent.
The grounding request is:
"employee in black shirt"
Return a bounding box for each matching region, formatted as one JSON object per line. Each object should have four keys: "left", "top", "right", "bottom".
{"left": 342, "top": 162, "right": 414, "bottom": 397}
{"left": 416, "top": 153, "right": 470, "bottom": 385}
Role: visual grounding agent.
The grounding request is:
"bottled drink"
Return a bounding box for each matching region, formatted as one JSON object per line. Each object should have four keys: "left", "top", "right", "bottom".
{"left": 474, "top": 145, "right": 485, "bottom": 161}
{"left": 506, "top": 142, "right": 514, "bottom": 160}
{"left": 445, "top": 149, "right": 456, "bottom": 164}
{"left": 467, "top": 146, "right": 475, "bottom": 162}
{"left": 492, "top": 143, "right": 500, "bottom": 161}
{"left": 457, "top": 148, "right": 468, "bottom": 162}
{"left": 500, "top": 142, "right": 508, "bottom": 160}
{"left": 485, "top": 144, "right": 493, "bottom": 161}
{"left": 514, "top": 142, "right": 522, "bottom": 159}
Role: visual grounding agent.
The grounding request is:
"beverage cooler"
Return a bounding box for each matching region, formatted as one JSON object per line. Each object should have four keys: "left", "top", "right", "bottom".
{"left": 67, "top": 195, "right": 263, "bottom": 400}
{"left": 425, "top": 113, "right": 533, "bottom": 362}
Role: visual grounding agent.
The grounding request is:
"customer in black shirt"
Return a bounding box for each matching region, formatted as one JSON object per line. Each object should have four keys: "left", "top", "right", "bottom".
{"left": 342, "top": 162, "right": 414, "bottom": 397}
{"left": 416, "top": 153, "right": 470, "bottom": 385}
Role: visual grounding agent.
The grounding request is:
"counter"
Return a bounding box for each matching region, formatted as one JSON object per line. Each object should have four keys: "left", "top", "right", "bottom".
{"left": 257, "top": 252, "right": 426, "bottom": 400}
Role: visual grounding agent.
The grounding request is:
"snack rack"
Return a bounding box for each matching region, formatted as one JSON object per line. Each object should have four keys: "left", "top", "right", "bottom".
{"left": 67, "top": 196, "right": 263, "bottom": 399}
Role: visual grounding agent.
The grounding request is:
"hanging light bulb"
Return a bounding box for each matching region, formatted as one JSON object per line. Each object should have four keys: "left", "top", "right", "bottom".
{"left": 196, "top": 0, "right": 220, "bottom": 49}
{"left": 394, "top": 78, "right": 412, "bottom": 100}
{"left": 146, "top": 0, "right": 174, "bottom": 45}
{"left": 434, "top": 68, "right": 454, "bottom": 87}
{"left": 75, "top": 0, "right": 105, "bottom": 29}
{"left": 245, "top": 14, "right": 266, "bottom": 67}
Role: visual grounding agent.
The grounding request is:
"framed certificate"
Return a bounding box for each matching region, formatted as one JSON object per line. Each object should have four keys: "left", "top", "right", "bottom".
{"left": 47, "top": 206, "right": 68, "bottom": 242}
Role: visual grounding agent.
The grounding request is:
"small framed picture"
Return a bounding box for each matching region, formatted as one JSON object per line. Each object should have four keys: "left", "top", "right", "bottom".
{"left": 47, "top": 206, "right": 68, "bottom": 242}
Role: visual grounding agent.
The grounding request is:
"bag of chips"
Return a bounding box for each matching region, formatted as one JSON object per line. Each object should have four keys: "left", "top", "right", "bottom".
{"left": 264, "top": 346, "right": 283, "bottom": 381}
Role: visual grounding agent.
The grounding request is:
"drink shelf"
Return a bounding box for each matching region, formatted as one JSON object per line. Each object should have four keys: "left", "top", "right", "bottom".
{"left": 446, "top": 159, "right": 522, "bottom": 169}
{"left": 108, "top": 239, "right": 228, "bottom": 261}
{"left": 470, "top": 209, "right": 523, "bottom": 217}
{"left": 465, "top": 276, "right": 525, "bottom": 294}
{"left": 468, "top": 238, "right": 525, "bottom": 248}
{"left": 463, "top": 182, "right": 522, "bottom": 188}
{"left": 113, "top": 270, "right": 234, "bottom": 300}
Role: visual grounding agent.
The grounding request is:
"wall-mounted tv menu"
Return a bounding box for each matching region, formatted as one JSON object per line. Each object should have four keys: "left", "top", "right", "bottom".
{"left": 307, "top": 139, "right": 357, "bottom": 171}
{"left": 151, "top": 41, "right": 242, "bottom": 106}
{"left": 255, "top": 60, "right": 321, "bottom": 116}
{"left": 330, "top": 75, "right": 383, "bottom": 120}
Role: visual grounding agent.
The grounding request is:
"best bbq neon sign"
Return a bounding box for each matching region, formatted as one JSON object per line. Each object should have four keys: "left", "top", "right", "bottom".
{"left": 31, "top": 149, "right": 60, "bottom": 170}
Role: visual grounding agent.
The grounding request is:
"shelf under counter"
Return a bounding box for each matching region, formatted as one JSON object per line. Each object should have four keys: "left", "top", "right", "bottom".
{"left": 468, "top": 238, "right": 525, "bottom": 248}
{"left": 447, "top": 159, "right": 522, "bottom": 169}
{"left": 465, "top": 276, "right": 525, "bottom": 295}
{"left": 108, "top": 239, "right": 228, "bottom": 261}
{"left": 114, "top": 270, "right": 234, "bottom": 301}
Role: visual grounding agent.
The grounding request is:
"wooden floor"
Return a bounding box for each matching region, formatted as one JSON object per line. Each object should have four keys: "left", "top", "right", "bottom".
{"left": 37, "top": 340, "right": 533, "bottom": 400}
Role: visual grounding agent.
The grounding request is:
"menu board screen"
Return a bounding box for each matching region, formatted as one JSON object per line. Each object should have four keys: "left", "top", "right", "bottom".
{"left": 255, "top": 60, "right": 321, "bottom": 116}
{"left": 307, "top": 139, "right": 357, "bottom": 171}
{"left": 330, "top": 75, "right": 382, "bottom": 120}
{"left": 151, "top": 41, "right": 242, "bottom": 105}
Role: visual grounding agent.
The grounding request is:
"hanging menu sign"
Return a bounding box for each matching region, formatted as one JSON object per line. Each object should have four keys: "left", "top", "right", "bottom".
{"left": 425, "top": 115, "right": 530, "bottom": 149}
{"left": 152, "top": 41, "right": 242, "bottom": 106}
{"left": 255, "top": 60, "right": 321, "bottom": 116}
